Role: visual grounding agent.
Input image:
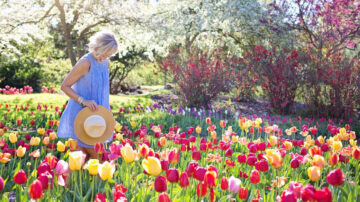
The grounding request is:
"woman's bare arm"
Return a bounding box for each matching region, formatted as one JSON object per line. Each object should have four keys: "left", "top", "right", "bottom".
{"left": 61, "top": 58, "right": 98, "bottom": 111}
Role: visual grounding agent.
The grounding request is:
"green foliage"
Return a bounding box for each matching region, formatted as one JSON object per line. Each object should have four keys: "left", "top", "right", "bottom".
{"left": 123, "top": 62, "right": 165, "bottom": 86}
{"left": 40, "top": 59, "right": 72, "bottom": 90}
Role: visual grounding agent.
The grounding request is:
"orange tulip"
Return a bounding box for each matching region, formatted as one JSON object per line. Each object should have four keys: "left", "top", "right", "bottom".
{"left": 264, "top": 149, "right": 283, "bottom": 169}
{"left": 308, "top": 166, "right": 321, "bottom": 181}
{"left": 311, "top": 155, "right": 326, "bottom": 169}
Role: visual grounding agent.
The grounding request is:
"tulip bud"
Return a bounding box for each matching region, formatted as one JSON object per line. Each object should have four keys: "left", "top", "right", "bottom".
{"left": 238, "top": 187, "right": 248, "bottom": 200}
{"left": 326, "top": 168, "right": 345, "bottom": 186}
{"left": 220, "top": 176, "right": 228, "bottom": 190}
{"left": 14, "top": 169, "right": 27, "bottom": 184}
{"left": 196, "top": 182, "right": 207, "bottom": 197}
{"left": 0, "top": 176, "right": 4, "bottom": 191}
{"left": 290, "top": 159, "right": 299, "bottom": 169}
{"left": 179, "top": 172, "right": 189, "bottom": 188}
{"left": 192, "top": 150, "right": 201, "bottom": 161}
{"left": 158, "top": 192, "right": 171, "bottom": 202}
{"left": 154, "top": 176, "right": 167, "bottom": 193}
{"left": 228, "top": 176, "right": 241, "bottom": 193}
{"left": 29, "top": 179, "right": 43, "bottom": 199}
{"left": 249, "top": 170, "right": 260, "bottom": 184}
{"left": 166, "top": 168, "right": 179, "bottom": 183}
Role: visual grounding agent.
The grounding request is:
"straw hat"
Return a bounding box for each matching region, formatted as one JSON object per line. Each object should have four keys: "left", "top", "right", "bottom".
{"left": 74, "top": 105, "right": 115, "bottom": 146}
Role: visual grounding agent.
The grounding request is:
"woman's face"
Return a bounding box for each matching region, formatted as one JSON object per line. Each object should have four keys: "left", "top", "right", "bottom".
{"left": 97, "top": 51, "right": 115, "bottom": 62}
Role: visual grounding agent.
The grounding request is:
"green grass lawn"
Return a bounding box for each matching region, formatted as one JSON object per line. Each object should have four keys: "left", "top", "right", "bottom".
{"left": 0, "top": 93, "right": 154, "bottom": 112}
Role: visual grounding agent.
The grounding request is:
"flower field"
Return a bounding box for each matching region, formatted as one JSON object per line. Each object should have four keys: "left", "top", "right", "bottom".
{"left": 0, "top": 94, "right": 359, "bottom": 202}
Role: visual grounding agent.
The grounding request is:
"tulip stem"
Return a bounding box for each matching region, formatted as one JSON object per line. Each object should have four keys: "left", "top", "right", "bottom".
{"left": 170, "top": 183, "right": 174, "bottom": 200}
{"left": 91, "top": 176, "right": 95, "bottom": 202}
{"left": 79, "top": 169, "right": 83, "bottom": 200}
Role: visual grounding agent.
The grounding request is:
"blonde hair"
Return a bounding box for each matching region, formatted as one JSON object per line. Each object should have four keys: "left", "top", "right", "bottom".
{"left": 88, "top": 31, "right": 118, "bottom": 59}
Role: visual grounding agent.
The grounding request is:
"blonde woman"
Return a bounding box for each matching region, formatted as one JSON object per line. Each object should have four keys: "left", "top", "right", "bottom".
{"left": 57, "top": 31, "right": 118, "bottom": 160}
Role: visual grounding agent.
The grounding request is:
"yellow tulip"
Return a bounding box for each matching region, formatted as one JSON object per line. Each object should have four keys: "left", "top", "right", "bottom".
{"left": 69, "top": 151, "right": 85, "bottom": 171}
{"left": 116, "top": 133, "right": 123, "bottom": 141}
{"left": 269, "top": 135, "right": 278, "bottom": 147}
{"left": 57, "top": 141, "right": 66, "bottom": 152}
{"left": 350, "top": 139, "right": 357, "bottom": 147}
{"left": 30, "top": 137, "right": 40, "bottom": 146}
{"left": 98, "top": 161, "right": 115, "bottom": 180}
{"left": 308, "top": 166, "right": 321, "bottom": 181}
{"left": 49, "top": 132, "right": 57, "bottom": 140}
{"left": 195, "top": 126, "right": 201, "bottom": 134}
{"left": 332, "top": 141, "right": 342, "bottom": 152}
{"left": 311, "top": 155, "right": 326, "bottom": 168}
{"left": 130, "top": 121, "right": 136, "bottom": 128}
{"left": 339, "top": 128, "right": 346, "bottom": 135}
{"left": 317, "top": 136, "right": 325, "bottom": 144}
{"left": 16, "top": 146, "right": 26, "bottom": 157}
{"left": 283, "top": 141, "right": 293, "bottom": 151}
{"left": 142, "top": 156, "right": 162, "bottom": 176}
{"left": 349, "top": 131, "right": 356, "bottom": 140}
{"left": 42, "top": 137, "right": 50, "bottom": 145}
{"left": 121, "top": 143, "right": 137, "bottom": 163}
{"left": 255, "top": 118, "right": 262, "bottom": 127}
{"left": 231, "top": 136, "right": 238, "bottom": 143}
{"left": 37, "top": 128, "right": 45, "bottom": 135}
{"left": 66, "top": 139, "right": 78, "bottom": 150}
{"left": 9, "top": 133, "right": 17, "bottom": 143}
{"left": 85, "top": 159, "right": 99, "bottom": 175}
{"left": 211, "top": 131, "right": 217, "bottom": 139}
{"left": 115, "top": 122, "right": 122, "bottom": 132}
{"left": 264, "top": 149, "right": 283, "bottom": 168}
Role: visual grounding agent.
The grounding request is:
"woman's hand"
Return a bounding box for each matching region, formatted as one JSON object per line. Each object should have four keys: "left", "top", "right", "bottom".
{"left": 83, "top": 100, "right": 98, "bottom": 112}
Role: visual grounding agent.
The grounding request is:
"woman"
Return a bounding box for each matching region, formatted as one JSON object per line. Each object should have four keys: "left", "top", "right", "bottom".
{"left": 57, "top": 31, "right": 118, "bottom": 160}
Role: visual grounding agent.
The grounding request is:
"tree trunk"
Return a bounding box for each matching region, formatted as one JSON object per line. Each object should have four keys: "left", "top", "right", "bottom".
{"left": 55, "top": 0, "right": 76, "bottom": 66}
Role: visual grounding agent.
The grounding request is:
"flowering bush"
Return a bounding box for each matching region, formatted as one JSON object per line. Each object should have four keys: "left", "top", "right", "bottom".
{"left": 242, "top": 45, "right": 302, "bottom": 114}
{"left": 0, "top": 85, "right": 33, "bottom": 94}
{"left": 165, "top": 46, "right": 235, "bottom": 107}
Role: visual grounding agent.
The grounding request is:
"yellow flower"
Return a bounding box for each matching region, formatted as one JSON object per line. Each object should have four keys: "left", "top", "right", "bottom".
{"left": 349, "top": 131, "right": 356, "bottom": 140}
{"left": 66, "top": 138, "right": 78, "bottom": 150}
{"left": 231, "top": 136, "right": 239, "bottom": 143}
{"left": 255, "top": 118, "right": 262, "bottom": 127}
{"left": 69, "top": 151, "right": 85, "bottom": 171}
{"left": 85, "top": 159, "right": 99, "bottom": 175}
{"left": 269, "top": 135, "right": 278, "bottom": 147}
{"left": 283, "top": 141, "right": 292, "bottom": 151}
{"left": 308, "top": 166, "right": 321, "bottom": 181}
{"left": 211, "top": 131, "right": 217, "bottom": 139}
{"left": 16, "top": 146, "right": 26, "bottom": 157}
{"left": 264, "top": 149, "right": 283, "bottom": 168}
{"left": 57, "top": 141, "right": 66, "bottom": 152}
{"left": 116, "top": 133, "right": 123, "bottom": 141}
{"left": 98, "top": 161, "right": 115, "bottom": 180}
{"left": 0, "top": 129, "right": 4, "bottom": 136}
{"left": 42, "top": 137, "right": 50, "bottom": 145}
{"left": 332, "top": 141, "right": 342, "bottom": 152}
{"left": 130, "top": 121, "right": 136, "bottom": 128}
{"left": 350, "top": 139, "right": 357, "bottom": 147}
{"left": 121, "top": 143, "right": 137, "bottom": 163}
{"left": 300, "top": 131, "right": 309, "bottom": 137}
{"left": 159, "top": 137, "right": 167, "bottom": 147}
{"left": 37, "top": 128, "right": 45, "bottom": 135}
{"left": 195, "top": 126, "right": 201, "bottom": 134}
{"left": 311, "top": 155, "right": 326, "bottom": 168}
{"left": 142, "top": 156, "right": 162, "bottom": 176}
{"left": 115, "top": 122, "right": 122, "bottom": 132}
{"left": 30, "top": 137, "right": 40, "bottom": 146}
{"left": 49, "top": 132, "right": 57, "bottom": 140}
{"left": 9, "top": 133, "right": 17, "bottom": 143}
{"left": 339, "top": 128, "right": 346, "bottom": 136}
{"left": 285, "top": 129, "right": 292, "bottom": 136}
{"left": 317, "top": 136, "right": 325, "bottom": 144}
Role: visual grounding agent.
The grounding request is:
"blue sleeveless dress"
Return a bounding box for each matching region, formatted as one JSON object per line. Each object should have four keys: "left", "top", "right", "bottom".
{"left": 57, "top": 53, "right": 112, "bottom": 148}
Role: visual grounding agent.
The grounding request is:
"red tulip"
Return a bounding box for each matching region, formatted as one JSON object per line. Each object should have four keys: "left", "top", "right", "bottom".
{"left": 94, "top": 193, "right": 106, "bottom": 202}
{"left": 239, "top": 187, "right": 248, "bottom": 200}
{"left": 37, "top": 162, "right": 51, "bottom": 176}
{"left": 194, "top": 167, "right": 206, "bottom": 181}
{"left": 37, "top": 172, "right": 52, "bottom": 190}
{"left": 186, "top": 162, "right": 199, "bottom": 177}
{"left": 238, "top": 154, "right": 246, "bottom": 163}
{"left": 314, "top": 187, "right": 332, "bottom": 202}
{"left": 154, "top": 176, "right": 167, "bottom": 193}
{"left": 180, "top": 144, "right": 187, "bottom": 152}
{"left": 29, "top": 179, "right": 43, "bottom": 199}
{"left": 225, "top": 148, "right": 233, "bottom": 156}
{"left": 158, "top": 192, "right": 171, "bottom": 202}
{"left": 0, "top": 176, "right": 4, "bottom": 191}
{"left": 220, "top": 176, "right": 228, "bottom": 190}
{"left": 196, "top": 182, "right": 207, "bottom": 198}
{"left": 14, "top": 169, "right": 27, "bottom": 184}
{"left": 290, "top": 159, "right": 299, "bottom": 169}
{"left": 301, "top": 184, "right": 316, "bottom": 201}
{"left": 247, "top": 155, "right": 257, "bottom": 166}
{"left": 210, "top": 188, "right": 215, "bottom": 201}
{"left": 94, "top": 143, "right": 104, "bottom": 154}
{"left": 300, "top": 147, "right": 307, "bottom": 156}
{"left": 168, "top": 148, "right": 179, "bottom": 164}
{"left": 179, "top": 172, "right": 189, "bottom": 188}
{"left": 160, "top": 160, "right": 169, "bottom": 171}
{"left": 192, "top": 150, "right": 201, "bottom": 161}
{"left": 204, "top": 171, "right": 216, "bottom": 187}
{"left": 280, "top": 190, "right": 297, "bottom": 202}
{"left": 249, "top": 170, "right": 260, "bottom": 184}
{"left": 166, "top": 168, "right": 179, "bottom": 183}
{"left": 255, "top": 159, "right": 269, "bottom": 172}
{"left": 326, "top": 168, "right": 345, "bottom": 186}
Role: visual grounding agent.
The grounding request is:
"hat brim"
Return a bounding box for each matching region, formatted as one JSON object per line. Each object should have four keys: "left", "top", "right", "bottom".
{"left": 74, "top": 105, "right": 115, "bottom": 146}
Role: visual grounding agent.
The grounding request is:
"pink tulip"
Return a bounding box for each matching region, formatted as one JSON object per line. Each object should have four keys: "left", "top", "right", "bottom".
{"left": 228, "top": 176, "right": 241, "bottom": 193}
{"left": 55, "top": 160, "right": 69, "bottom": 175}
